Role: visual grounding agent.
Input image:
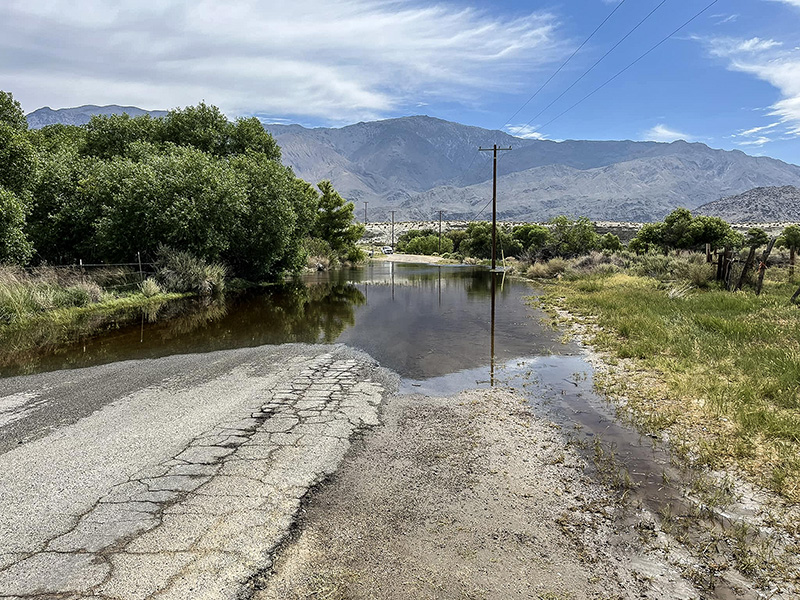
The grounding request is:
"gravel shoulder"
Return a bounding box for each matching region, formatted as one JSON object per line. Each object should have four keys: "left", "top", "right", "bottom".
{"left": 254, "top": 388, "right": 698, "bottom": 600}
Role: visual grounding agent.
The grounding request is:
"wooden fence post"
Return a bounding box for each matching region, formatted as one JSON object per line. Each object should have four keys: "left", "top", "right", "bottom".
{"left": 755, "top": 238, "right": 776, "bottom": 296}
{"left": 137, "top": 251, "right": 144, "bottom": 283}
{"left": 735, "top": 245, "right": 758, "bottom": 291}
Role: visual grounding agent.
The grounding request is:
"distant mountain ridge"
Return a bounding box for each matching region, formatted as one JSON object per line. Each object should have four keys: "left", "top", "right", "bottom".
{"left": 26, "top": 105, "right": 167, "bottom": 129}
{"left": 694, "top": 186, "right": 800, "bottom": 223}
{"left": 23, "top": 106, "right": 800, "bottom": 222}
{"left": 265, "top": 116, "right": 800, "bottom": 222}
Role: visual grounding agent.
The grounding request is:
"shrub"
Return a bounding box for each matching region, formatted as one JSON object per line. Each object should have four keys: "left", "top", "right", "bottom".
{"left": 527, "top": 257, "right": 571, "bottom": 278}
{"left": 140, "top": 277, "right": 162, "bottom": 297}
{"left": 154, "top": 245, "right": 226, "bottom": 295}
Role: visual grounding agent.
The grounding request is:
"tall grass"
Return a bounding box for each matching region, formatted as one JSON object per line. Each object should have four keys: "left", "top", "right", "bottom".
{"left": 0, "top": 267, "right": 103, "bottom": 324}
{"left": 541, "top": 270, "right": 800, "bottom": 501}
{"left": 154, "top": 246, "right": 226, "bottom": 295}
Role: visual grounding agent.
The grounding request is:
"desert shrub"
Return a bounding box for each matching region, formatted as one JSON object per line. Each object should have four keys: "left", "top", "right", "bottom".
{"left": 140, "top": 277, "right": 162, "bottom": 297}
{"left": 154, "top": 245, "right": 226, "bottom": 295}
{"left": 685, "top": 262, "right": 715, "bottom": 288}
{"left": 527, "top": 257, "right": 571, "bottom": 278}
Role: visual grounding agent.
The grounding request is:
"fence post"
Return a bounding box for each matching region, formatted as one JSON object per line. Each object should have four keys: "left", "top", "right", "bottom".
{"left": 137, "top": 252, "right": 144, "bottom": 283}
{"left": 735, "top": 245, "right": 757, "bottom": 291}
{"left": 79, "top": 259, "right": 85, "bottom": 284}
{"left": 755, "top": 238, "right": 776, "bottom": 296}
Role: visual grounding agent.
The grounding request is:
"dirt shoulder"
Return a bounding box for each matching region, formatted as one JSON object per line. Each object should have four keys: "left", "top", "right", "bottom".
{"left": 253, "top": 388, "right": 697, "bottom": 600}
{"left": 370, "top": 253, "right": 449, "bottom": 264}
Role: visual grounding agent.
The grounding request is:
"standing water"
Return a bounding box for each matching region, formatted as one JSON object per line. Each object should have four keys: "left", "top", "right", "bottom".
{"left": 0, "top": 262, "right": 677, "bottom": 508}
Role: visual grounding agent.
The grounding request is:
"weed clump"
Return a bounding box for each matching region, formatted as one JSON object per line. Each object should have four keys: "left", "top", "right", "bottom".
{"left": 154, "top": 245, "right": 226, "bottom": 295}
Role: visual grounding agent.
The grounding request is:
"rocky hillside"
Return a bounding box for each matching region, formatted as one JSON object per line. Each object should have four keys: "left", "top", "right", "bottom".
{"left": 694, "top": 186, "right": 800, "bottom": 223}
{"left": 26, "top": 105, "right": 167, "bottom": 128}
{"left": 266, "top": 116, "right": 800, "bottom": 222}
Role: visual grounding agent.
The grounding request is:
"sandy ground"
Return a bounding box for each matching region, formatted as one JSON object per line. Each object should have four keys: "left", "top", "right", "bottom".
{"left": 370, "top": 253, "right": 449, "bottom": 264}
{"left": 253, "top": 388, "right": 699, "bottom": 600}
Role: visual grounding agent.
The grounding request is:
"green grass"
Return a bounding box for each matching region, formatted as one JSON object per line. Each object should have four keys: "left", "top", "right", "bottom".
{"left": 540, "top": 270, "right": 800, "bottom": 501}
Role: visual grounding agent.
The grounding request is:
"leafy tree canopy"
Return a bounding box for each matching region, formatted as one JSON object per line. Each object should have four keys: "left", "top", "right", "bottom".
{"left": 0, "top": 91, "right": 27, "bottom": 132}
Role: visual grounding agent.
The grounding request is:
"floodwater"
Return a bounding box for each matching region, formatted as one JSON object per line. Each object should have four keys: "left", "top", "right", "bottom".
{"left": 1, "top": 262, "right": 678, "bottom": 510}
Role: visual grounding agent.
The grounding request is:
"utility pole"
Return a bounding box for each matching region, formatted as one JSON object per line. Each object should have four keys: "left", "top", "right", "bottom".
{"left": 437, "top": 210, "right": 444, "bottom": 254}
{"left": 478, "top": 144, "right": 512, "bottom": 270}
{"left": 363, "top": 202, "right": 368, "bottom": 225}
{"left": 390, "top": 211, "right": 396, "bottom": 249}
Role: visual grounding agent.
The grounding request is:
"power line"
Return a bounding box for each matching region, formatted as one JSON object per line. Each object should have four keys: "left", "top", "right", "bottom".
{"left": 503, "top": 0, "right": 630, "bottom": 128}
{"left": 540, "top": 0, "right": 721, "bottom": 130}
{"left": 521, "top": 0, "right": 669, "bottom": 130}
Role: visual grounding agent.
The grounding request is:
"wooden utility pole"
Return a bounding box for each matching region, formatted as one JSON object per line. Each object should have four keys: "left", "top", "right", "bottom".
{"left": 390, "top": 211, "right": 396, "bottom": 249}
{"left": 479, "top": 144, "right": 512, "bottom": 270}
{"left": 363, "top": 202, "right": 368, "bottom": 225}
{"left": 437, "top": 210, "right": 444, "bottom": 254}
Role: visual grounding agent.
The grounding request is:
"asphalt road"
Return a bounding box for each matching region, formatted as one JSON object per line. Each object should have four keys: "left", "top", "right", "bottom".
{"left": 0, "top": 343, "right": 395, "bottom": 599}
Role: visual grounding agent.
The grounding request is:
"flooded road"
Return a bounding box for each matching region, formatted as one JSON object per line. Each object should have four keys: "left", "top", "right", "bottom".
{"left": 0, "top": 262, "right": 674, "bottom": 507}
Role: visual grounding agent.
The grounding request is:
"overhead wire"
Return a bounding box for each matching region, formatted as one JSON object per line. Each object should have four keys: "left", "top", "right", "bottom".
{"left": 540, "top": 0, "right": 721, "bottom": 130}
{"left": 521, "top": 0, "right": 669, "bottom": 131}
{"left": 503, "top": 0, "right": 630, "bottom": 128}
{"left": 466, "top": 0, "right": 636, "bottom": 222}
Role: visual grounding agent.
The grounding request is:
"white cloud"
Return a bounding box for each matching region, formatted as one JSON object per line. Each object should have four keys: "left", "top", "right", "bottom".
{"left": 643, "top": 124, "right": 694, "bottom": 142}
{"left": 707, "top": 36, "right": 800, "bottom": 137}
{"left": 712, "top": 13, "right": 739, "bottom": 25}
{"left": 770, "top": 0, "right": 800, "bottom": 7}
{"left": 0, "top": 0, "right": 566, "bottom": 123}
{"left": 734, "top": 122, "right": 781, "bottom": 136}
{"left": 505, "top": 124, "right": 548, "bottom": 140}
{"left": 737, "top": 136, "right": 772, "bottom": 146}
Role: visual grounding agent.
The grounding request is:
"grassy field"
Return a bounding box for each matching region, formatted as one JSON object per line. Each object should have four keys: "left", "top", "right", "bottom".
{"left": 539, "top": 267, "right": 800, "bottom": 502}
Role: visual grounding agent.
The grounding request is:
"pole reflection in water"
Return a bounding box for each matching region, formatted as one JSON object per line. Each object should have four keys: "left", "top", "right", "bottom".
{"left": 438, "top": 267, "right": 442, "bottom": 307}
{"left": 490, "top": 270, "right": 496, "bottom": 387}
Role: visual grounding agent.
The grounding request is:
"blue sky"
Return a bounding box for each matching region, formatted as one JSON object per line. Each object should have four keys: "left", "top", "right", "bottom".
{"left": 2, "top": 0, "right": 800, "bottom": 164}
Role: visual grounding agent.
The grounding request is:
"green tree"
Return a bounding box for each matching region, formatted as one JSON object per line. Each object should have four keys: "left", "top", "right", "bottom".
{"left": 689, "top": 215, "right": 735, "bottom": 250}
{"left": 83, "top": 113, "right": 161, "bottom": 158}
{"left": 93, "top": 146, "right": 246, "bottom": 263}
{"left": 446, "top": 229, "right": 468, "bottom": 253}
{"left": 0, "top": 91, "right": 27, "bottom": 131}
{"left": 546, "top": 216, "right": 597, "bottom": 258}
{"left": 744, "top": 227, "right": 769, "bottom": 248}
{"left": 311, "top": 181, "right": 364, "bottom": 260}
{"left": 512, "top": 224, "right": 551, "bottom": 253}
{"left": 159, "top": 102, "right": 231, "bottom": 156}
{"left": 226, "top": 153, "right": 314, "bottom": 279}
{"left": 0, "top": 187, "right": 33, "bottom": 264}
{"left": 459, "top": 222, "right": 522, "bottom": 259}
{"left": 598, "top": 232, "right": 623, "bottom": 252}
{"left": 405, "top": 234, "right": 453, "bottom": 255}
{"left": 629, "top": 222, "right": 664, "bottom": 254}
{"left": 228, "top": 118, "right": 281, "bottom": 160}
{"left": 778, "top": 224, "right": 800, "bottom": 276}
{"left": 0, "top": 123, "right": 37, "bottom": 196}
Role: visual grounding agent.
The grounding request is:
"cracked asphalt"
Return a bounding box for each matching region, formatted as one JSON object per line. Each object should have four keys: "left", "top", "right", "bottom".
{"left": 0, "top": 343, "right": 395, "bottom": 599}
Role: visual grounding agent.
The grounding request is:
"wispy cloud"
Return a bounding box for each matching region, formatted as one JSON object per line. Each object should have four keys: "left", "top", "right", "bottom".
{"left": 643, "top": 124, "right": 694, "bottom": 142}
{"left": 737, "top": 136, "right": 772, "bottom": 147}
{"left": 0, "top": 0, "right": 566, "bottom": 123}
{"left": 706, "top": 35, "right": 800, "bottom": 137}
{"left": 712, "top": 13, "right": 739, "bottom": 25}
{"left": 505, "top": 124, "right": 548, "bottom": 140}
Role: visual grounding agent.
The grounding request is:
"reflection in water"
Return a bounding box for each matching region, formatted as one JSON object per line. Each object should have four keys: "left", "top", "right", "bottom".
{"left": 0, "top": 263, "right": 564, "bottom": 381}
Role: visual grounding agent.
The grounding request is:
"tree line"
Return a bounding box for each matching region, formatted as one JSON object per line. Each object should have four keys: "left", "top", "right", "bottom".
{"left": 0, "top": 91, "right": 363, "bottom": 281}
{"left": 397, "top": 211, "right": 800, "bottom": 266}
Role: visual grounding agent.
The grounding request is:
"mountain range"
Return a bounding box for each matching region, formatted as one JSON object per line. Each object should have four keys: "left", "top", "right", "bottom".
{"left": 26, "top": 105, "right": 167, "bottom": 129}
{"left": 694, "top": 186, "right": 800, "bottom": 223}
{"left": 25, "top": 106, "right": 800, "bottom": 222}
